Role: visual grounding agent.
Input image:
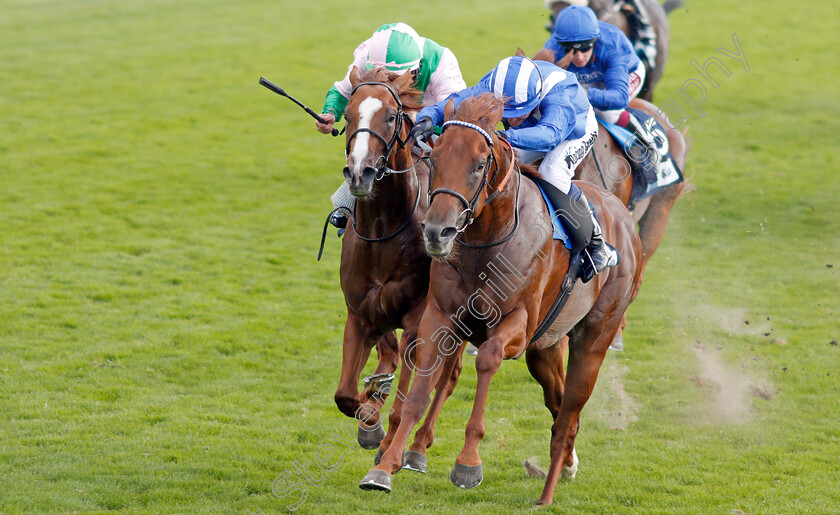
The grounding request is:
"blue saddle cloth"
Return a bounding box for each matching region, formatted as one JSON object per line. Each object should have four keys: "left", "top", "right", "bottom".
{"left": 597, "top": 107, "right": 684, "bottom": 203}
{"left": 535, "top": 183, "right": 572, "bottom": 250}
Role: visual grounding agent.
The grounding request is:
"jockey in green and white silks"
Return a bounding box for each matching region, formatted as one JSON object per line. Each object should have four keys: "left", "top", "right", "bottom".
{"left": 316, "top": 23, "right": 467, "bottom": 229}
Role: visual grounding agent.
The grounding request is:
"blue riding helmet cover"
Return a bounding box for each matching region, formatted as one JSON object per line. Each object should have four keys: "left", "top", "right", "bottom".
{"left": 490, "top": 56, "right": 544, "bottom": 118}
{"left": 552, "top": 5, "right": 600, "bottom": 43}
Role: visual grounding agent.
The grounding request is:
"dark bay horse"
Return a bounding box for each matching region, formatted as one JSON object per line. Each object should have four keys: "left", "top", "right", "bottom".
{"left": 546, "top": 0, "right": 683, "bottom": 100}
{"left": 359, "top": 94, "right": 643, "bottom": 506}
{"left": 336, "top": 66, "right": 464, "bottom": 458}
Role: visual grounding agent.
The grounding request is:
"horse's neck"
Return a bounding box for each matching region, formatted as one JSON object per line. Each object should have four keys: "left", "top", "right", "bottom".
{"left": 354, "top": 144, "right": 418, "bottom": 230}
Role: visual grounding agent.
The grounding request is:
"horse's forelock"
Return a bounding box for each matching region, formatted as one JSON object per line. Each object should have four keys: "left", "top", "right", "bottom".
{"left": 357, "top": 67, "right": 422, "bottom": 112}
{"left": 454, "top": 94, "right": 503, "bottom": 127}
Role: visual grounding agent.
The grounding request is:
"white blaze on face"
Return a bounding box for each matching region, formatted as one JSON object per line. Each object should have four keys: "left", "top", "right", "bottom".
{"left": 350, "top": 96, "right": 383, "bottom": 176}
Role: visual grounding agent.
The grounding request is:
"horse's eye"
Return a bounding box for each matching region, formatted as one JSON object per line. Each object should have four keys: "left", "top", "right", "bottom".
{"left": 475, "top": 160, "right": 486, "bottom": 173}
{"left": 388, "top": 113, "right": 396, "bottom": 123}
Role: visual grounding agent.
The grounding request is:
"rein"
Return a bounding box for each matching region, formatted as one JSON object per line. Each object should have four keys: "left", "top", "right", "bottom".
{"left": 344, "top": 81, "right": 423, "bottom": 180}
{"left": 351, "top": 182, "right": 421, "bottom": 242}
{"left": 427, "top": 121, "right": 519, "bottom": 248}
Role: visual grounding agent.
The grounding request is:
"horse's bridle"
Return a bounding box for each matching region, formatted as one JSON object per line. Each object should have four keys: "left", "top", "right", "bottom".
{"left": 345, "top": 81, "right": 420, "bottom": 180}
{"left": 427, "top": 120, "right": 520, "bottom": 248}
{"left": 343, "top": 80, "right": 426, "bottom": 243}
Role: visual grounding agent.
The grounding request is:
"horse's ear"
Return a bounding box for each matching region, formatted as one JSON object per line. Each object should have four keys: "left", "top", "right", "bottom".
{"left": 555, "top": 50, "right": 573, "bottom": 70}
{"left": 532, "top": 47, "right": 556, "bottom": 63}
{"left": 443, "top": 98, "right": 456, "bottom": 121}
{"left": 394, "top": 69, "right": 413, "bottom": 91}
{"left": 515, "top": 47, "right": 526, "bottom": 57}
{"left": 488, "top": 102, "right": 504, "bottom": 128}
{"left": 349, "top": 66, "right": 363, "bottom": 89}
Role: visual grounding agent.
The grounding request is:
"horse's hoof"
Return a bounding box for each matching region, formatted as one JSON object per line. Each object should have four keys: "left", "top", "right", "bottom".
{"left": 450, "top": 461, "right": 483, "bottom": 489}
{"left": 373, "top": 449, "right": 404, "bottom": 471}
{"left": 402, "top": 450, "right": 428, "bottom": 473}
{"left": 358, "top": 424, "right": 385, "bottom": 450}
{"left": 359, "top": 469, "right": 392, "bottom": 492}
{"left": 561, "top": 448, "right": 579, "bottom": 480}
{"left": 609, "top": 333, "right": 624, "bottom": 351}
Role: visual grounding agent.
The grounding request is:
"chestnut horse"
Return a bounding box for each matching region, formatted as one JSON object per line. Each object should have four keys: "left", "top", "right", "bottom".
{"left": 336, "top": 67, "right": 464, "bottom": 459}
{"left": 546, "top": 0, "right": 683, "bottom": 100}
{"left": 528, "top": 47, "right": 688, "bottom": 345}
{"left": 359, "top": 94, "right": 643, "bottom": 506}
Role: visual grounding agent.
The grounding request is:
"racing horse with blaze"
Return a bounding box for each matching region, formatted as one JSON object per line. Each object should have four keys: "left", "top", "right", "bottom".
{"left": 359, "top": 94, "right": 643, "bottom": 506}
{"left": 334, "top": 66, "right": 464, "bottom": 459}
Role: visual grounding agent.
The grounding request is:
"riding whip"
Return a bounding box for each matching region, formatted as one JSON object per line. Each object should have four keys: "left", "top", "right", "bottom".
{"left": 259, "top": 77, "right": 339, "bottom": 137}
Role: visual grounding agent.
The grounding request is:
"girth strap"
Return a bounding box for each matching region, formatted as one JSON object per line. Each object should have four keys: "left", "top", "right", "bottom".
{"left": 529, "top": 256, "right": 581, "bottom": 344}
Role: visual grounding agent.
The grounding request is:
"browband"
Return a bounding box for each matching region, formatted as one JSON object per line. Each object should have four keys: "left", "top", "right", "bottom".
{"left": 441, "top": 120, "right": 494, "bottom": 147}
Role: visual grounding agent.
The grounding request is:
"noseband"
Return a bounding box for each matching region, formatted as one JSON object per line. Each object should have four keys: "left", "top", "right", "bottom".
{"left": 427, "top": 120, "right": 519, "bottom": 246}
{"left": 345, "top": 81, "right": 416, "bottom": 179}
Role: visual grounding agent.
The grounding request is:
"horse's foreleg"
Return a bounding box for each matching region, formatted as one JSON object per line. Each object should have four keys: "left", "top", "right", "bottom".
{"left": 335, "top": 313, "right": 378, "bottom": 420}
{"left": 375, "top": 331, "right": 412, "bottom": 459}
{"left": 377, "top": 300, "right": 428, "bottom": 461}
{"left": 405, "top": 345, "right": 465, "bottom": 472}
{"left": 359, "top": 309, "right": 450, "bottom": 491}
{"left": 371, "top": 332, "right": 399, "bottom": 379}
{"left": 451, "top": 309, "right": 528, "bottom": 489}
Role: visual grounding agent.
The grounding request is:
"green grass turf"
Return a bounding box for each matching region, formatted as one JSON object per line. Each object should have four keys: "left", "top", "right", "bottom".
{"left": 1, "top": 0, "right": 838, "bottom": 512}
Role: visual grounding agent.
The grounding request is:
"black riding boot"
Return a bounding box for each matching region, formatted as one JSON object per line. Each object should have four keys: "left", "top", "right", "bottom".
{"left": 534, "top": 179, "right": 618, "bottom": 282}
{"left": 586, "top": 197, "right": 619, "bottom": 274}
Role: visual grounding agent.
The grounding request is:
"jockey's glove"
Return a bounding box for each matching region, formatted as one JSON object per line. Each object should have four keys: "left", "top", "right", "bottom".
{"left": 409, "top": 117, "right": 434, "bottom": 146}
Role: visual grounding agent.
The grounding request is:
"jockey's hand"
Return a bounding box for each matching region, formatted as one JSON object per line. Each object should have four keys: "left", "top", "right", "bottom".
{"left": 408, "top": 117, "right": 434, "bottom": 146}
{"left": 556, "top": 50, "right": 574, "bottom": 69}
{"left": 315, "top": 113, "right": 336, "bottom": 134}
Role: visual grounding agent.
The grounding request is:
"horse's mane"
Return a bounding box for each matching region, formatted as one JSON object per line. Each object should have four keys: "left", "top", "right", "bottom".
{"left": 453, "top": 93, "right": 502, "bottom": 124}
{"left": 454, "top": 94, "right": 543, "bottom": 181}
{"left": 359, "top": 68, "right": 423, "bottom": 112}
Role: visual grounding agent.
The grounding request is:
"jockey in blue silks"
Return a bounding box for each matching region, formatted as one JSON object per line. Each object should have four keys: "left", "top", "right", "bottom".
{"left": 545, "top": 5, "right": 660, "bottom": 167}
{"left": 410, "top": 56, "right": 618, "bottom": 276}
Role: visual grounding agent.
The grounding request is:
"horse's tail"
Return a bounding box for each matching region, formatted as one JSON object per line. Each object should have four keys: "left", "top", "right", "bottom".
{"left": 677, "top": 126, "right": 696, "bottom": 200}
{"left": 663, "top": 0, "right": 685, "bottom": 15}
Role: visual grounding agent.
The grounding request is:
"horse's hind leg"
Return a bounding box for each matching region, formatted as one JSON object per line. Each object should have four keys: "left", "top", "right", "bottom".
{"left": 526, "top": 336, "right": 569, "bottom": 421}
{"left": 536, "top": 323, "right": 616, "bottom": 506}
{"left": 636, "top": 182, "right": 683, "bottom": 271}
{"left": 405, "top": 347, "right": 465, "bottom": 472}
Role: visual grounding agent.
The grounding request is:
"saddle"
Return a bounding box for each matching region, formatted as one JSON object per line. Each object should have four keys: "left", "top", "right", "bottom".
{"left": 597, "top": 109, "right": 684, "bottom": 203}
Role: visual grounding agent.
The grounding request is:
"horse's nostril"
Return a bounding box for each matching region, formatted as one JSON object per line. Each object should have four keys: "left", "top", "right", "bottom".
{"left": 343, "top": 166, "right": 352, "bottom": 180}
{"left": 441, "top": 227, "right": 458, "bottom": 239}
{"left": 420, "top": 222, "right": 426, "bottom": 233}
{"left": 362, "top": 167, "right": 377, "bottom": 181}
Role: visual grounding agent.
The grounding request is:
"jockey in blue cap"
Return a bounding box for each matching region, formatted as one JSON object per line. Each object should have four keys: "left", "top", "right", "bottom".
{"left": 545, "top": 5, "right": 660, "bottom": 167}
{"left": 410, "top": 56, "right": 618, "bottom": 276}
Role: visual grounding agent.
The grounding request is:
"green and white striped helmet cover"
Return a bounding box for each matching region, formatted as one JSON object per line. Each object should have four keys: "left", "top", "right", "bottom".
{"left": 365, "top": 23, "right": 423, "bottom": 73}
